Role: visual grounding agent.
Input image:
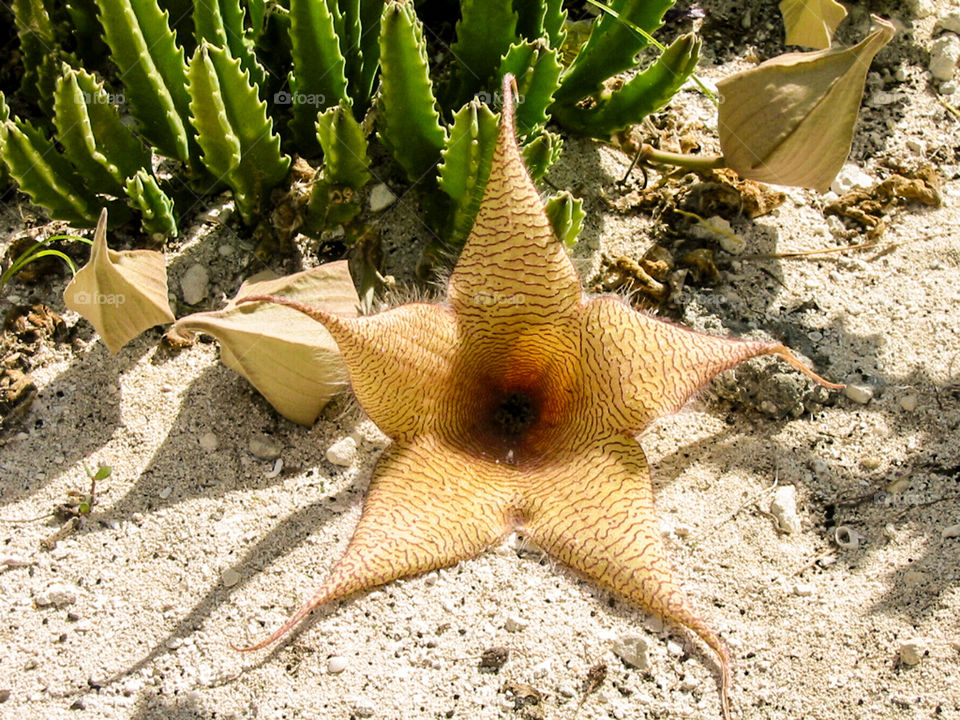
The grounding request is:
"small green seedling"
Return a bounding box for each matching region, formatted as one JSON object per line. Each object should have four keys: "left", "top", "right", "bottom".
{"left": 0, "top": 233, "right": 92, "bottom": 291}
{"left": 40, "top": 462, "right": 111, "bottom": 549}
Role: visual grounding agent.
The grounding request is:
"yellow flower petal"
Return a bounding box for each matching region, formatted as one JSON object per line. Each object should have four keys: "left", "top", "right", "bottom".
{"left": 169, "top": 262, "right": 358, "bottom": 426}
{"left": 717, "top": 16, "right": 895, "bottom": 192}
{"left": 63, "top": 208, "right": 174, "bottom": 354}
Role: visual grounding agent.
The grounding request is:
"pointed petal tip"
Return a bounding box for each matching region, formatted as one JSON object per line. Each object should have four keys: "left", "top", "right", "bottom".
{"left": 769, "top": 344, "right": 844, "bottom": 390}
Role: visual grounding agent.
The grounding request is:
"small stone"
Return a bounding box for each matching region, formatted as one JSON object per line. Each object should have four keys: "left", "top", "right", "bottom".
{"left": 35, "top": 582, "right": 78, "bottom": 608}
{"left": 165, "top": 637, "right": 183, "bottom": 650}
{"left": 180, "top": 264, "right": 210, "bottom": 305}
{"left": 903, "top": 570, "right": 928, "bottom": 587}
{"left": 830, "top": 164, "right": 873, "bottom": 195}
{"left": 666, "top": 640, "right": 684, "bottom": 657}
{"left": 248, "top": 434, "right": 282, "bottom": 461}
{"left": 368, "top": 183, "right": 397, "bottom": 212}
{"left": 929, "top": 34, "right": 960, "bottom": 82}
{"left": 504, "top": 616, "right": 527, "bottom": 633}
{"left": 942, "top": 524, "right": 960, "bottom": 539}
{"left": 770, "top": 485, "right": 802, "bottom": 534}
{"left": 198, "top": 432, "right": 219, "bottom": 452}
{"left": 122, "top": 678, "right": 143, "bottom": 696}
{"left": 327, "top": 656, "right": 348, "bottom": 674}
{"left": 844, "top": 384, "right": 874, "bottom": 404}
{"left": 559, "top": 685, "right": 577, "bottom": 698}
{"left": 352, "top": 703, "right": 374, "bottom": 718}
{"left": 793, "top": 583, "right": 814, "bottom": 597}
{"left": 326, "top": 436, "right": 358, "bottom": 466}
{"left": 899, "top": 394, "right": 918, "bottom": 412}
{"left": 899, "top": 639, "right": 926, "bottom": 666}
{"left": 612, "top": 635, "right": 649, "bottom": 669}
{"left": 680, "top": 674, "right": 699, "bottom": 691}
{"left": 159, "top": 486, "right": 173, "bottom": 499}
{"left": 938, "top": 12, "right": 960, "bottom": 34}
{"left": 861, "top": 456, "right": 882, "bottom": 470}
{"left": 673, "top": 523, "right": 692, "bottom": 538}
{"left": 941, "top": 80, "right": 958, "bottom": 95}
{"left": 221, "top": 568, "right": 241, "bottom": 587}
{"left": 0, "top": 689, "right": 10, "bottom": 703}
{"left": 906, "top": 138, "right": 925, "bottom": 154}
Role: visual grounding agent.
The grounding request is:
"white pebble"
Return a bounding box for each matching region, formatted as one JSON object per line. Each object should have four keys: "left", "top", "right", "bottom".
{"left": 942, "top": 524, "right": 960, "bottom": 539}
{"left": 159, "top": 486, "right": 173, "bottom": 499}
{"left": 504, "top": 616, "right": 527, "bottom": 633}
{"left": 793, "top": 583, "right": 814, "bottom": 597}
{"left": 198, "top": 432, "right": 219, "bottom": 452}
{"left": 248, "top": 434, "right": 282, "bottom": 461}
{"left": 165, "top": 637, "right": 183, "bottom": 650}
{"left": 930, "top": 34, "right": 960, "bottom": 81}
{"left": 221, "top": 568, "right": 241, "bottom": 587}
{"left": 834, "top": 525, "right": 862, "bottom": 550}
{"left": 368, "top": 183, "right": 397, "bottom": 212}
{"left": 937, "top": 12, "right": 960, "bottom": 34}
{"left": 899, "top": 394, "right": 918, "bottom": 412}
{"left": 122, "top": 678, "right": 142, "bottom": 696}
{"left": 830, "top": 164, "right": 873, "bottom": 194}
{"left": 327, "top": 655, "right": 348, "bottom": 674}
{"left": 264, "top": 458, "right": 283, "bottom": 479}
{"left": 844, "top": 384, "right": 874, "bottom": 404}
{"left": 680, "top": 674, "right": 699, "bottom": 691}
{"left": 180, "top": 264, "right": 210, "bottom": 305}
{"left": 326, "top": 436, "right": 358, "bottom": 467}
{"left": 35, "top": 582, "right": 78, "bottom": 608}
{"left": 666, "top": 640, "right": 684, "bottom": 657}
{"left": 770, "top": 485, "right": 802, "bottom": 534}
{"left": 899, "top": 639, "right": 926, "bottom": 666}
{"left": 612, "top": 634, "right": 649, "bottom": 670}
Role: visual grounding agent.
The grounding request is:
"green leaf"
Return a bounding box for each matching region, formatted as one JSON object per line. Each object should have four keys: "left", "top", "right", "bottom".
{"left": 356, "top": 0, "right": 385, "bottom": 111}
{"left": 555, "top": 33, "right": 700, "bottom": 136}
{"left": 96, "top": 0, "right": 193, "bottom": 164}
{"left": 125, "top": 169, "right": 178, "bottom": 237}
{"left": 93, "top": 465, "right": 113, "bottom": 481}
{"left": 438, "top": 100, "right": 499, "bottom": 248}
{"left": 544, "top": 190, "right": 585, "bottom": 247}
{"left": 187, "top": 42, "right": 291, "bottom": 223}
{"left": 13, "top": 0, "right": 61, "bottom": 115}
{"left": 316, "top": 102, "right": 371, "bottom": 188}
{"left": 287, "top": 0, "right": 350, "bottom": 155}
{"left": 449, "top": 0, "right": 518, "bottom": 104}
{"left": 521, "top": 129, "right": 562, "bottom": 182}
{"left": 496, "top": 40, "right": 563, "bottom": 138}
{"left": 53, "top": 66, "right": 152, "bottom": 194}
{"left": 0, "top": 100, "right": 103, "bottom": 226}
{"left": 554, "top": 0, "right": 675, "bottom": 105}
{"left": 378, "top": 1, "right": 446, "bottom": 182}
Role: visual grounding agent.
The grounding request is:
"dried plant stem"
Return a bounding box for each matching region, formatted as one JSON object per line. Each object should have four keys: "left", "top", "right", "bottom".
{"left": 639, "top": 144, "right": 726, "bottom": 172}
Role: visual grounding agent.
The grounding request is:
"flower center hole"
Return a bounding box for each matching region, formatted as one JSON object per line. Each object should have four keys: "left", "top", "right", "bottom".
{"left": 492, "top": 391, "right": 538, "bottom": 438}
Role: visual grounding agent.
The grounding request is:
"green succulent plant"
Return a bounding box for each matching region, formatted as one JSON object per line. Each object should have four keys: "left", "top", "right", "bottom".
{"left": 0, "top": 0, "right": 696, "bottom": 256}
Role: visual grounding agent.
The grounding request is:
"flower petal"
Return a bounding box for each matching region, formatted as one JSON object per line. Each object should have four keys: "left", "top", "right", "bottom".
{"left": 579, "top": 296, "right": 839, "bottom": 434}
{"left": 63, "top": 208, "right": 175, "bottom": 353}
{"left": 235, "top": 434, "right": 517, "bottom": 651}
{"left": 521, "top": 433, "right": 731, "bottom": 718}
{"left": 447, "top": 78, "right": 582, "bottom": 334}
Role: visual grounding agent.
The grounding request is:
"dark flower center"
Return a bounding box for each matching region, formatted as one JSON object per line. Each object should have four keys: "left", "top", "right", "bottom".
{"left": 491, "top": 391, "right": 538, "bottom": 438}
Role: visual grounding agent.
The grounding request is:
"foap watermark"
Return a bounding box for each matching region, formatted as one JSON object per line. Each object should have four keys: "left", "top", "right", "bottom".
{"left": 72, "top": 291, "right": 125, "bottom": 306}
{"left": 273, "top": 90, "right": 326, "bottom": 107}
{"left": 473, "top": 291, "right": 525, "bottom": 307}
{"left": 79, "top": 91, "right": 126, "bottom": 107}
{"left": 473, "top": 90, "right": 525, "bottom": 108}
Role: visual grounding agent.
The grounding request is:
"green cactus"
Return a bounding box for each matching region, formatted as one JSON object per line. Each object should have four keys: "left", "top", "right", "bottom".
{"left": 95, "top": 0, "right": 194, "bottom": 166}
{"left": 192, "top": 0, "right": 266, "bottom": 91}
{"left": 544, "top": 190, "right": 585, "bottom": 248}
{"left": 307, "top": 101, "right": 371, "bottom": 229}
{"left": 378, "top": 1, "right": 446, "bottom": 183}
{"left": 186, "top": 42, "right": 291, "bottom": 224}
{"left": 0, "top": 93, "right": 123, "bottom": 226}
{"left": 437, "top": 100, "right": 499, "bottom": 247}
{"left": 497, "top": 40, "right": 563, "bottom": 138}
{"left": 12, "top": 0, "right": 63, "bottom": 115}
{"left": 125, "top": 170, "right": 178, "bottom": 237}
{"left": 554, "top": 32, "right": 701, "bottom": 136}
{"left": 53, "top": 66, "right": 152, "bottom": 195}
{"left": 446, "top": 0, "right": 518, "bottom": 107}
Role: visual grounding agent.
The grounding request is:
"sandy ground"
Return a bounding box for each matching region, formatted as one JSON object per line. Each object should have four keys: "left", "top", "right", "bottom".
{"left": 2, "top": 3, "right": 960, "bottom": 719}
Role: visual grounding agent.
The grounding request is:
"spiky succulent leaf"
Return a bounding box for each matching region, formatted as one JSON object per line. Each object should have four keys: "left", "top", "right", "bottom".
{"left": 67, "top": 0, "right": 110, "bottom": 62}
{"left": 514, "top": 0, "right": 566, "bottom": 48}
{"left": 245, "top": 0, "right": 267, "bottom": 36}
{"left": 438, "top": 100, "right": 499, "bottom": 247}
{"left": 0, "top": 105, "right": 108, "bottom": 226}
{"left": 521, "top": 129, "right": 562, "bottom": 182}
{"left": 554, "top": 0, "right": 675, "bottom": 105}
{"left": 556, "top": 33, "right": 699, "bottom": 137}
{"left": 449, "top": 0, "right": 518, "bottom": 105}
{"left": 544, "top": 190, "right": 585, "bottom": 247}
{"left": 287, "top": 0, "right": 349, "bottom": 155}
{"left": 497, "top": 40, "right": 562, "bottom": 138}
{"left": 316, "top": 102, "right": 371, "bottom": 188}
{"left": 187, "top": 42, "right": 291, "bottom": 223}
{"left": 192, "top": 0, "right": 266, "bottom": 91}
{"left": 355, "top": 0, "right": 385, "bottom": 111}
{"left": 378, "top": 1, "right": 446, "bottom": 182}
{"left": 53, "top": 66, "right": 152, "bottom": 194}
{"left": 95, "top": 0, "right": 193, "bottom": 163}
{"left": 125, "top": 169, "right": 178, "bottom": 236}
{"left": 13, "top": 0, "right": 61, "bottom": 115}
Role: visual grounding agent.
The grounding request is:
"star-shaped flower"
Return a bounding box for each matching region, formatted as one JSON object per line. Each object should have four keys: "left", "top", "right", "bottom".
{"left": 237, "top": 77, "right": 839, "bottom": 719}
